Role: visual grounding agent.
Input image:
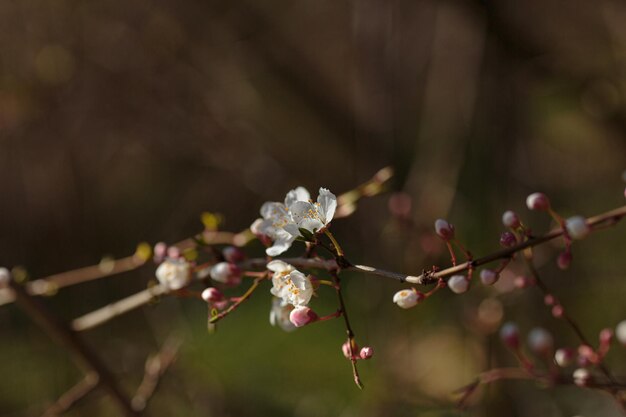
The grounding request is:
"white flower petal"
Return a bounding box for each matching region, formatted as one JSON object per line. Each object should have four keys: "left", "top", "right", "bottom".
{"left": 284, "top": 186, "right": 310, "bottom": 207}
{"left": 267, "top": 260, "right": 293, "bottom": 273}
{"left": 299, "top": 218, "right": 325, "bottom": 234}
{"left": 317, "top": 188, "right": 337, "bottom": 224}
{"left": 283, "top": 223, "right": 301, "bottom": 238}
{"left": 266, "top": 236, "right": 295, "bottom": 256}
{"left": 260, "top": 202, "right": 288, "bottom": 221}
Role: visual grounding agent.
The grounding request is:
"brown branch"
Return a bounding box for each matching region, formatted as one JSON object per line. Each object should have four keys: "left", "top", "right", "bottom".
{"left": 41, "top": 373, "right": 100, "bottom": 417}
{"left": 353, "top": 204, "right": 626, "bottom": 285}
{"left": 131, "top": 337, "right": 183, "bottom": 412}
{"left": 72, "top": 285, "right": 167, "bottom": 332}
{"left": 331, "top": 271, "right": 363, "bottom": 389}
{"left": 6, "top": 276, "right": 141, "bottom": 416}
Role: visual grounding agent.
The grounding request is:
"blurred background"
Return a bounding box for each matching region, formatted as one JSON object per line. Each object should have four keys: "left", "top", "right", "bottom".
{"left": 1, "top": 0, "right": 626, "bottom": 416}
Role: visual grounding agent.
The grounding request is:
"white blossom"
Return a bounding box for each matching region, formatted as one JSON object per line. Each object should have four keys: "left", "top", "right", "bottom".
{"left": 155, "top": 258, "right": 190, "bottom": 290}
{"left": 269, "top": 297, "right": 296, "bottom": 332}
{"left": 283, "top": 188, "right": 337, "bottom": 237}
{"left": 267, "top": 260, "right": 313, "bottom": 307}
{"left": 251, "top": 187, "right": 310, "bottom": 256}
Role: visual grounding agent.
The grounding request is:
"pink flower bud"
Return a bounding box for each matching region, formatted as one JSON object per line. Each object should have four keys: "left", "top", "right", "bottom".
{"left": 209, "top": 262, "right": 242, "bottom": 285}
{"left": 479, "top": 269, "right": 499, "bottom": 286}
{"left": 214, "top": 300, "right": 229, "bottom": 310}
{"left": 544, "top": 294, "right": 556, "bottom": 306}
{"left": 153, "top": 242, "right": 167, "bottom": 262}
{"left": 500, "top": 322, "right": 520, "bottom": 349}
{"left": 502, "top": 210, "right": 521, "bottom": 228}
{"left": 514, "top": 275, "right": 535, "bottom": 289}
{"left": 289, "top": 306, "right": 318, "bottom": 327}
{"left": 551, "top": 305, "right": 564, "bottom": 318}
{"left": 573, "top": 368, "right": 591, "bottom": 387}
{"left": 616, "top": 320, "right": 626, "bottom": 345}
{"left": 526, "top": 192, "right": 550, "bottom": 211}
{"left": 201, "top": 287, "right": 223, "bottom": 303}
{"left": 0, "top": 267, "right": 10, "bottom": 287}
{"left": 447, "top": 275, "right": 469, "bottom": 294}
{"left": 599, "top": 328, "right": 614, "bottom": 345}
{"left": 554, "top": 348, "right": 574, "bottom": 367}
{"left": 577, "top": 344, "right": 597, "bottom": 365}
{"left": 528, "top": 327, "right": 554, "bottom": 355}
{"left": 434, "top": 219, "right": 455, "bottom": 240}
{"left": 167, "top": 246, "right": 181, "bottom": 259}
{"left": 556, "top": 251, "right": 572, "bottom": 270}
{"left": 342, "top": 341, "right": 358, "bottom": 359}
{"left": 499, "top": 232, "right": 517, "bottom": 248}
{"left": 359, "top": 346, "right": 374, "bottom": 360}
{"left": 565, "top": 216, "right": 590, "bottom": 240}
{"left": 222, "top": 246, "right": 246, "bottom": 263}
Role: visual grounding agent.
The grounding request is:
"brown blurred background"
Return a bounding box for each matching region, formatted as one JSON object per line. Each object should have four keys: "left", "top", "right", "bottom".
{"left": 1, "top": 0, "right": 626, "bottom": 416}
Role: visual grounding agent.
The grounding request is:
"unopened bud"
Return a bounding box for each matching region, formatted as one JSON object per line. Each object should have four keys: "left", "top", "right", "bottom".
{"left": 434, "top": 219, "right": 455, "bottom": 240}
{"left": 289, "top": 306, "right": 318, "bottom": 327}
{"left": 342, "top": 341, "right": 358, "bottom": 359}
{"left": 201, "top": 287, "right": 224, "bottom": 303}
{"left": 526, "top": 192, "right": 550, "bottom": 211}
{"left": 222, "top": 246, "right": 246, "bottom": 263}
{"left": 565, "top": 216, "right": 590, "bottom": 240}
{"left": 500, "top": 322, "right": 520, "bottom": 349}
{"left": 359, "top": 346, "right": 374, "bottom": 360}
{"left": 573, "top": 368, "right": 591, "bottom": 387}
{"left": 153, "top": 242, "right": 167, "bottom": 262}
{"left": 499, "top": 232, "right": 517, "bottom": 248}
{"left": 577, "top": 344, "right": 597, "bottom": 365}
{"left": 210, "top": 262, "right": 242, "bottom": 285}
{"left": 479, "top": 269, "right": 499, "bottom": 286}
{"left": 616, "top": 320, "right": 626, "bottom": 345}
{"left": 528, "top": 327, "right": 554, "bottom": 355}
{"left": 447, "top": 275, "right": 469, "bottom": 294}
{"left": 0, "top": 267, "right": 10, "bottom": 287}
{"left": 544, "top": 294, "right": 556, "bottom": 306}
{"left": 514, "top": 275, "right": 535, "bottom": 289}
{"left": 167, "top": 246, "right": 181, "bottom": 259}
{"left": 599, "top": 328, "right": 614, "bottom": 345}
{"left": 392, "top": 288, "right": 424, "bottom": 309}
{"left": 551, "top": 305, "right": 564, "bottom": 318}
{"left": 556, "top": 251, "right": 572, "bottom": 270}
{"left": 554, "top": 348, "right": 574, "bottom": 367}
{"left": 502, "top": 210, "right": 521, "bottom": 228}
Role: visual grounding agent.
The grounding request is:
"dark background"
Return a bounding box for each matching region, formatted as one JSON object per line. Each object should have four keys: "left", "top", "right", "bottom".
{"left": 1, "top": 0, "right": 626, "bottom": 416}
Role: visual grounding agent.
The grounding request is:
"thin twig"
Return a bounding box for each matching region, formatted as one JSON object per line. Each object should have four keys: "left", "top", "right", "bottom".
{"left": 132, "top": 336, "right": 183, "bottom": 412}
{"left": 209, "top": 275, "right": 266, "bottom": 324}
{"left": 41, "top": 373, "right": 100, "bottom": 417}
{"left": 331, "top": 271, "right": 363, "bottom": 389}
{"left": 7, "top": 276, "right": 140, "bottom": 416}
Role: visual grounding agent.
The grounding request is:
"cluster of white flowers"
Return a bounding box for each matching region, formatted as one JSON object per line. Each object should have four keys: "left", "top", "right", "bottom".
{"left": 251, "top": 187, "right": 337, "bottom": 256}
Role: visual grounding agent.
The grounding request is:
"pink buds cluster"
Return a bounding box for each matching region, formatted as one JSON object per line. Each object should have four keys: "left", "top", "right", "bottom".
{"left": 341, "top": 341, "right": 374, "bottom": 360}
